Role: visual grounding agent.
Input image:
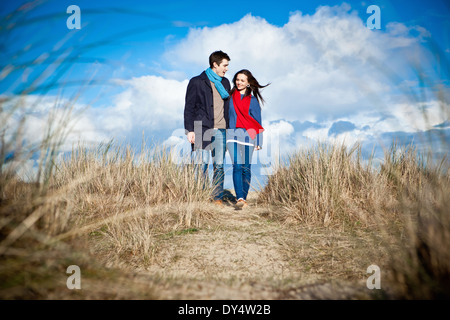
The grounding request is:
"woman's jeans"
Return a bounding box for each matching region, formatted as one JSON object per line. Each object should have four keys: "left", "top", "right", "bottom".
{"left": 191, "top": 129, "right": 226, "bottom": 201}
{"left": 227, "top": 142, "right": 254, "bottom": 201}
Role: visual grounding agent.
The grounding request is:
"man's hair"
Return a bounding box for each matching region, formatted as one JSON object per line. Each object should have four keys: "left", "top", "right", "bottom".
{"left": 209, "top": 50, "right": 230, "bottom": 68}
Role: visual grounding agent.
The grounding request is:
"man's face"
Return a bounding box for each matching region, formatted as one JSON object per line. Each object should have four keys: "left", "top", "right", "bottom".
{"left": 213, "top": 59, "right": 229, "bottom": 77}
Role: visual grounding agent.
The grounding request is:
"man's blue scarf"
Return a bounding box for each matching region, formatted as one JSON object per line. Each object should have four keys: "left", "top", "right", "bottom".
{"left": 205, "top": 67, "right": 229, "bottom": 99}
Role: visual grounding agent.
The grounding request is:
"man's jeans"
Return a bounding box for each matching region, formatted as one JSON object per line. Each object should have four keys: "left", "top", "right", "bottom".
{"left": 227, "top": 142, "right": 254, "bottom": 201}
{"left": 191, "top": 129, "right": 226, "bottom": 201}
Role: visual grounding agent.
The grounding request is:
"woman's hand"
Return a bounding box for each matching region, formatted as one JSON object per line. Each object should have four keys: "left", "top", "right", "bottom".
{"left": 255, "top": 145, "right": 262, "bottom": 151}
{"left": 187, "top": 132, "right": 195, "bottom": 144}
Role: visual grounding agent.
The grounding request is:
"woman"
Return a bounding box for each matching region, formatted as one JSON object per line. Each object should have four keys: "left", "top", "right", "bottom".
{"left": 227, "top": 69, "right": 269, "bottom": 209}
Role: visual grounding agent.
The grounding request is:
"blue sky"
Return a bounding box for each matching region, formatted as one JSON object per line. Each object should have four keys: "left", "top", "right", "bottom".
{"left": 3, "top": 0, "right": 449, "bottom": 95}
{"left": 1, "top": 0, "right": 449, "bottom": 185}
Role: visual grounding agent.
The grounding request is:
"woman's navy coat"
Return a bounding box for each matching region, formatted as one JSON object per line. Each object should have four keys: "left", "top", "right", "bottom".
{"left": 184, "top": 71, "right": 231, "bottom": 150}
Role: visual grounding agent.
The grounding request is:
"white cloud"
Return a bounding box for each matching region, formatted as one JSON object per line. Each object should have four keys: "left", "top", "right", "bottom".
{"left": 72, "top": 4, "right": 439, "bottom": 151}
{"left": 379, "top": 100, "right": 449, "bottom": 133}
{"left": 163, "top": 5, "right": 430, "bottom": 123}
{"left": 289, "top": 98, "right": 449, "bottom": 156}
{"left": 94, "top": 75, "right": 188, "bottom": 140}
{"left": 1, "top": 94, "right": 108, "bottom": 181}
{"left": 5, "top": 3, "right": 445, "bottom": 172}
{"left": 2, "top": 74, "right": 190, "bottom": 163}
{"left": 256, "top": 120, "right": 296, "bottom": 165}
{"left": 2, "top": 94, "right": 106, "bottom": 151}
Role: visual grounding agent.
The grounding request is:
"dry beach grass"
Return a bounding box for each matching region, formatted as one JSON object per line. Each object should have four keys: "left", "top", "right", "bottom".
{"left": 1, "top": 139, "right": 449, "bottom": 299}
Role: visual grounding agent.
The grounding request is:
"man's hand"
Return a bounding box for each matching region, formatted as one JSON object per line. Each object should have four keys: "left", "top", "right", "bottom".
{"left": 187, "top": 132, "right": 195, "bottom": 144}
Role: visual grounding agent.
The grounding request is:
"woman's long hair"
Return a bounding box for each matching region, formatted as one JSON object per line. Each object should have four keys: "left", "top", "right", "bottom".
{"left": 230, "top": 69, "right": 270, "bottom": 105}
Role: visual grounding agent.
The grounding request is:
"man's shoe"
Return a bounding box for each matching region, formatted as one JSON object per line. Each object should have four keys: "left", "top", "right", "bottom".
{"left": 213, "top": 199, "right": 224, "bottom": 207}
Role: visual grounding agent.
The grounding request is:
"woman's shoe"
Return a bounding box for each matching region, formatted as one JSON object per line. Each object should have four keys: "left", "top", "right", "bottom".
{"left": 235, "top": 199, "right": 248, "bottom": 209}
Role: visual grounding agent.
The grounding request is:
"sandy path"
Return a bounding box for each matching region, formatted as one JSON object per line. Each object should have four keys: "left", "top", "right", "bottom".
{"left": 137, "top": 193, "right": 373, "bottom": 300}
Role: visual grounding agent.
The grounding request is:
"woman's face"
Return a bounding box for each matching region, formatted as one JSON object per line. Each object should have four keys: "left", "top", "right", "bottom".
{"left": 235, "top": 73, "right": 249, "bottom": 92}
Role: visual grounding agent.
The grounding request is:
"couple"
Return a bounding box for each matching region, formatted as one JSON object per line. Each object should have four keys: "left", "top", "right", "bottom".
{"left": 184, "top": 50, "right": 268, "bottom": 209}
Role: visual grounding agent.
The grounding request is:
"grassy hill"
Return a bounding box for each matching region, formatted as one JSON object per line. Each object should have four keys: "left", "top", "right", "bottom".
{"left": 1, "top": 141, "right": 448, "bottom": 299}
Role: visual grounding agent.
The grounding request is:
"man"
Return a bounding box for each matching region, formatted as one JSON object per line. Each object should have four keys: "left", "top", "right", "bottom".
{"left": 184, "top": 50, "right": 231, "bottom": 205}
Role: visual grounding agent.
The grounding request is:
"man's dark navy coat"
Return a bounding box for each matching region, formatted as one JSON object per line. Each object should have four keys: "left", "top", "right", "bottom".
{"left": 184, "top": 71, "right": 231, "bottom": 150}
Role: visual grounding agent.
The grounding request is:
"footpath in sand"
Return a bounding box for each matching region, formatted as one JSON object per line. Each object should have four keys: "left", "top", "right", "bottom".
{"left": 139, "top": 192, "right": 380, "bottom": 300}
